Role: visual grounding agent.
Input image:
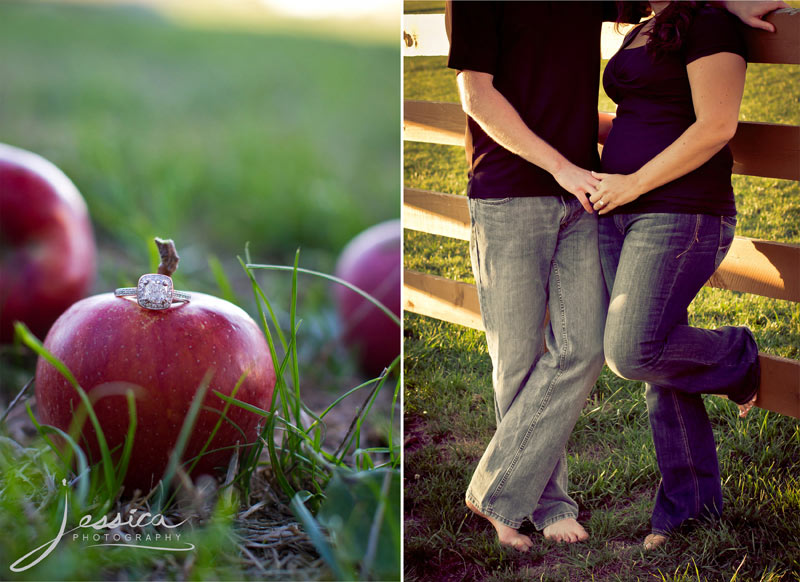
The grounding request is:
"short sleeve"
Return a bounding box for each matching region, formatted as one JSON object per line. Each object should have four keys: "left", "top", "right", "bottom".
{"left": 683, "top": 7, "right": 747, "bottom": 65}
{"left": 446, "top": 1, "right": 499, "bottom": 75}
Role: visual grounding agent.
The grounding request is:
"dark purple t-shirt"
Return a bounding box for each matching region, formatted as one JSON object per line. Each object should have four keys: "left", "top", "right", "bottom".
{"left": 447, "top": 1, "right": 618, "bottom": 199}
{"left": 601, "top": 6, "right": 747, "bottom": 216}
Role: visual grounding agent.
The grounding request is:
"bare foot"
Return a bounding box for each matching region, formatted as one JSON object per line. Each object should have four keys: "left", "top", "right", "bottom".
{"left": 738, "top": 394, "right": 757, "bottom": 418}
{"left": 643, "top": 533, "right": 668, "bottom": 550}
{"left": 466, "top": 500, "right": 533, "bottom": 551}
{"left": 542, "top": 518, "right": 589, "bottom": 543}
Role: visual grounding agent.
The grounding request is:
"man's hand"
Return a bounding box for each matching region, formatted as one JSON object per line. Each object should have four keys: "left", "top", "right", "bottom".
{"left": 722, "top": 0, "right": 789, "bottom": 32}
{"left": 553, "top": 162, "right": 599, "bottom": 214}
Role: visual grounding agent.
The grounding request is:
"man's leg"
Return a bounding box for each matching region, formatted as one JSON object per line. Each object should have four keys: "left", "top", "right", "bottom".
{"left": 466, "top": 195, "right": 606, "bottom": 547}
{"left": 534, "top": 196, "right": 608, "bottom": 540}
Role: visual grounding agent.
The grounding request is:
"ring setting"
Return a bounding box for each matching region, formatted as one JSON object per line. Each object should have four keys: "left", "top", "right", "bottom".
{"left": 115, "top": 274, "right": 191, "bottom": 310}
{"left": 597, "top": 199, "right": 605, "bottom": 207}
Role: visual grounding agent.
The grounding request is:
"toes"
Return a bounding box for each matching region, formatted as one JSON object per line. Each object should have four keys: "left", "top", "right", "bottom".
{"left": 738, "top": 401, "right": 755, "bottom": 418}
{"left": 738, "top": 394, "right": 758, "bottom": 418}
{"left": 643, "top": 534, "right": 668, "bottom": 551}
{"left": 504, "top": 535, "right": 533, "bottom": 551}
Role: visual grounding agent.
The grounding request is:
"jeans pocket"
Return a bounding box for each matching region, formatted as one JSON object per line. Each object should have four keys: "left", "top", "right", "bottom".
{"left": 715, "top": 216, "right": 737, "bottom": 269}
{"left": 474, "top": 196, "right": 514, "bottom": 206}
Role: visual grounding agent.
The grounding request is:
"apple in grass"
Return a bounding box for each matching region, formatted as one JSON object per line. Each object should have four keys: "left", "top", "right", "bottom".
{"left": 334, "top": 220, "right": 401, "bottom": 377}
{"left": 0, "top": 143, "right": 96, "bottom": 343}
{"left": 34, "top": 242, "right": 275, "bottom": 492}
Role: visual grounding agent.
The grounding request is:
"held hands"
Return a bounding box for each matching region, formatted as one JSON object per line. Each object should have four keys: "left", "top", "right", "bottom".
{"left": 588, "top": 171, "right": 643, "bottom": 215}
{"left": 553, "top": 162, "right": 599, "bottom": 213}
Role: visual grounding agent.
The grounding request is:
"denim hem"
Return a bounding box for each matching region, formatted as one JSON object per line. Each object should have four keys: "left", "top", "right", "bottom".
{"left": 465, "top": 491, "right": 522, "bottom": 529}
{"left": 729, "top": 328, "right": 760, "bottom": 405}
{"left": 534, "top": 511, "right": 578, "bottom": 531}
{"left": 650, "top": 528, "right": 671, "bottom": 537}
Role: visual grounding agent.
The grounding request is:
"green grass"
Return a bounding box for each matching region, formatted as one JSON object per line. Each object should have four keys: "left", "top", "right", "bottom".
{"left": 0, "top": 1, "right": 399, "bottom": 278}
{"left": 403, "top": 13, "right": 800, "bottom": 582}
{"left": 0, "top": 1, "right": 399, "bottom": 580}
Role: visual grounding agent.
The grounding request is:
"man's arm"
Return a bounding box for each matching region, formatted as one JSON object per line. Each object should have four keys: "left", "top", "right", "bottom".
{"left": 457, "top": 70, "right": 598, "bottom": 212}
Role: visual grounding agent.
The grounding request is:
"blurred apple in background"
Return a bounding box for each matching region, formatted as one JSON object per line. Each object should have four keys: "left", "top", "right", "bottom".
{"left": 334, "top": 219, "right": 401, "bottom": 377}
{"left": 0, "top": 143, "right": 96, "bottom": 343}
{"left": 35, "top": 291, "right": 276, "bottom": 492}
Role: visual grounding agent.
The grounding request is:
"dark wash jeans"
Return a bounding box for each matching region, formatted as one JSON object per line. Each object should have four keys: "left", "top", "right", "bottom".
{"left": 599, "top": 212, "right": 759, "bottom": 535}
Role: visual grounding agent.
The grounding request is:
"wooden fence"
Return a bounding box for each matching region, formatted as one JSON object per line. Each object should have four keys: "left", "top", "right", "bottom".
{"left": 403, "top": 9, "right": 800, "bottom": 418}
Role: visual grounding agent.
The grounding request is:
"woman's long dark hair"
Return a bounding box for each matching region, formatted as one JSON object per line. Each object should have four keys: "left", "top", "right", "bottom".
{"left": 616, "top": 2, "right": 702, "bottom": 60}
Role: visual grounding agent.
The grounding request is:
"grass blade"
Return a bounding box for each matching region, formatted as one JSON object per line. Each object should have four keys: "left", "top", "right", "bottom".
{"left": 245, "top": 263, "right": 400, "bottom": 328}
{"left": 155, "top": 369, "right": 213, "bottom": 511}
{"left": 290, "top": 491, "right": 351, "bottom": 581}
{"left": 113, "top": 389, "right": 137, "bottom": 494}
{"left": 208, "top": 254, "right": 239, "bottom": 305}
{"left": 26, "top": 405, "right": 90, "bottom": 506}
{"left": 186, "top": 371, "right": 248, "bottom": 477}
{"left": 16, "top": 323, "right": 118, "bottom": 500}
{"left": 0, "top": 377, "right": 34, "bottom": 427}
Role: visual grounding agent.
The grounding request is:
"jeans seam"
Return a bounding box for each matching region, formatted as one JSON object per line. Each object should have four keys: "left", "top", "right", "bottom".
{"left": 643, "top": 218, "right": 698, "bottom": 375}
{"left": 470, "top": 202, "right": 502, "bottom": 420}
{"left": 614, "top": 214, "right": 625, "bottom": 235}
{"left": 537, "top": 511, "right": 578, "bottom": 530}
{"left": 552, "top": 260, "right": 568, "bottom": 368}
{"left": 671, "top": 389, "right": 701, "bottom": 516}
{"left": 486, "top": 259, "right": 566, "bottom": 509}
{"left": 716, "top": 216, "right": 736, "bottom": 270}
{"left": 487, "top": 372, "right": 561, "bottom": 508}
{"left": 675, "top": 214, "right": 702, "bottom": 260}
{"left": 465, "top": 491, "right": 521, "bottom": 529}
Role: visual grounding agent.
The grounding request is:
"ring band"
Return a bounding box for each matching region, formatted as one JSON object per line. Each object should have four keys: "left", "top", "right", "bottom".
{"left": 115, "top": 274, "right": 191, "bottom": 310}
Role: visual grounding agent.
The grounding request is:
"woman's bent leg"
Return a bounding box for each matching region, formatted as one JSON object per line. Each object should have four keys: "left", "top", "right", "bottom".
{"left": 603, "top": 214, "right": 757, "bottom": 403}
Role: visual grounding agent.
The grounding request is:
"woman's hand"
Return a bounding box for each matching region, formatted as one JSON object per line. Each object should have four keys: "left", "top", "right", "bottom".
{"left": 721, "top": 0, "right": 789, "bottom": 32}
{"left": 553, "top": 162, "right": 600, "bottom": 214}
{"left": 588, "top": 171, "right": 643, "bottom": 215}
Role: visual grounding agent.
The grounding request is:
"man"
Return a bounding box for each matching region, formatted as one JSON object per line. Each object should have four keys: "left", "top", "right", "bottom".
{"left": 446, "top": 0, "right": 786, "bottom": 550}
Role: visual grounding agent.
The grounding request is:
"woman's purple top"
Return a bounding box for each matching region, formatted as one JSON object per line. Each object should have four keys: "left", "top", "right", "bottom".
{"left": 601, "top": 6, "right": 747, "bottom": 216}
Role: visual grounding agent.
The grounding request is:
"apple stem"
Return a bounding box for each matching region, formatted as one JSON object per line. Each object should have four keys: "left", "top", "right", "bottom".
{"left": 155, "top": 237, "right": 180, "bottom": 277}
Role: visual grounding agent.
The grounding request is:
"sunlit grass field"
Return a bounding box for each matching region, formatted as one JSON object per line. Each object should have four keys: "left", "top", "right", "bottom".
{"left": 0, "top": 1, "right": 400, "bottom": 580}
{"left": 403, "top": 8, "right": 800, "bottom": 582}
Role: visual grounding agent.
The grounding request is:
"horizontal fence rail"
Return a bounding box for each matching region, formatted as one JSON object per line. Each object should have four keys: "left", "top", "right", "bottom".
{"left": 404, "top": 101, "right": 800, "bottom": 182}
{"left": 405, "top": 188, "right": 800, "bottom": 302}
{"left": 403, "top": 9, "right": 800, "bottom": 64}
{"left": 404, "top": 268, "right": 800, "bottom": 418}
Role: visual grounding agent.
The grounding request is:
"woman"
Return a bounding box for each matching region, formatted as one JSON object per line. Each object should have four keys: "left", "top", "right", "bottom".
{"left": 588, "top": 2, "right": 760, "bottom": 550}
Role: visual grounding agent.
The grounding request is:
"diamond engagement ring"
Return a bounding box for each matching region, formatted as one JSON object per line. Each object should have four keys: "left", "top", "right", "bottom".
{"left": 597, "top": 199, "right": 605, "bottom": 207}
{"left": 115, "top": 274, "right": 191, "bottom": 310}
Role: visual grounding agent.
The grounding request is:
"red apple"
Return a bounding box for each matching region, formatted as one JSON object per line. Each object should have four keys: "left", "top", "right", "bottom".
{"left": 0, "top": 143, "right": 96, "bottom": 343}
{"left": 334, "top": 220, "right": 401, "bottom": 376}
{"left": 35, "top": 291, "right": 275, "bottom": 492}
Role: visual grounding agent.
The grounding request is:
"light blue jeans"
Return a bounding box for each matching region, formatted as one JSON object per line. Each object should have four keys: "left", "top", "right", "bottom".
{"left": 599, "top": 212, "right": 759, "bottom": 535}
{"left": 466, "top": 195, "right": 607, "bottom": 530}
